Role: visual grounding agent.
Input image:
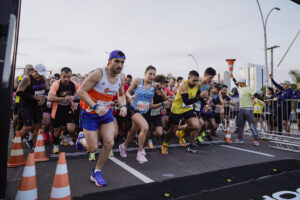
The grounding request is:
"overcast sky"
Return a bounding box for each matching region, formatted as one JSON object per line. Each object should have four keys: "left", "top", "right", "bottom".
{"left": 16, "top": 0, "right": 300, "bottom": 83}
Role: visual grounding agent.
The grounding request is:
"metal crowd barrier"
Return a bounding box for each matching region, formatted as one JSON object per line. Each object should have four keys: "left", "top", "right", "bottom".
{"left": 226, "top": 99, "right": 300, "bottom": 153}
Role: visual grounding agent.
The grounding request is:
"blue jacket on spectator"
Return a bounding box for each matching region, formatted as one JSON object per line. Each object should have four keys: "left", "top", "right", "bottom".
{"left": 292, "top": 90, "right": 300, "bottom": 109}
{"left": 271, "top": 78, "right": 293, "bottom": 109}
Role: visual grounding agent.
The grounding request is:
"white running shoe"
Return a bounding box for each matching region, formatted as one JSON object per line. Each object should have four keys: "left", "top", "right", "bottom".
{"left": 137, "top": 151, "right": 148, "bottom": 164}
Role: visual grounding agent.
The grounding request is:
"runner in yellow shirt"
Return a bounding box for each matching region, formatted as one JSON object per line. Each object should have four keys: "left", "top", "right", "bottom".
{"left": 161, "top": 70, "right": 210, "bottom": 154}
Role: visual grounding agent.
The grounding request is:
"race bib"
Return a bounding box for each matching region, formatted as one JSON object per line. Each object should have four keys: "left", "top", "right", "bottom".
{"left": 195, "top": 101, "right": 201, "bottom": 112}
{"left": 150, "top": 108, "right": 161, "bottom": 116}
{"left": 214, "top": 107, "right": 220, "bottom": 113}
{"left": 34, "top": 90, "right": 45, "bottom": 96}
{"left": 254, "top": 106, "right": 261, "bottom": 111}
{"left": 96, "top": 100, "right": 111, "bottom": 108}
{"left": 183, "top": 103, "right": 193, "bottom": 108}
{"left": 296, "top": 109, "right": 300, "bottom": 113}
{"left": 137, "top": 101, "right": 150, "bottom": 112}
{"left": 59, "top": 101, "right": 70, "bottom": 106}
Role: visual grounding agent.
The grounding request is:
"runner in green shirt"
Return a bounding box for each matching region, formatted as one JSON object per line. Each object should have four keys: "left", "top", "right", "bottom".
{"left": 231, "top": 77, "right": 262, "bottom": 146}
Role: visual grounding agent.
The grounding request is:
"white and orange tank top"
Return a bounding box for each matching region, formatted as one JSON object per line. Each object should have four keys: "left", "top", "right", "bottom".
{"left": 81, "top": 68, "right": 121, "bottom": 114}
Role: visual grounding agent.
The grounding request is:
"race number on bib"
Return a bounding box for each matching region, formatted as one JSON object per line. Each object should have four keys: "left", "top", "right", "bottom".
{"left": 150, "top": 108, "right": 161, "bottom": 116}
{"left": 34, "top": 90, "right": 45, "bottom": 96}
{"left": 254, "top": 106, "right": 261, "bottom": 111}
{"left": 137, "top": 101, "right": 150, "bottom": 112}
{"left": 59, "top": 101, "right": 70, "bottom": 106}
{"left": 195, "top": 101, "right": 201, "bottom": 112}
{"left": 183, "top": 103, "right": 192, "bottom": 108}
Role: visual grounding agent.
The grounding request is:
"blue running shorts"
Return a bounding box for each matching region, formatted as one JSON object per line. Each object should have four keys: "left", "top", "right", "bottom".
{"left": 81, "top": 109, "right": 114, "bottom": 131}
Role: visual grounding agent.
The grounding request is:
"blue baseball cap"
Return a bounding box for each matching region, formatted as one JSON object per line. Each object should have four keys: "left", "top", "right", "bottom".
{"left": 109, "top": 50, "right": 126, "bottom": 60}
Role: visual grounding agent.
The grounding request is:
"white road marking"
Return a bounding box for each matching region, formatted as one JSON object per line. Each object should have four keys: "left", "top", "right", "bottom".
{"left": 109, "top": 157, "right": 154, "bottom": 183}
{"left": 221, "top": 145, "right": 275, "bottom": 157}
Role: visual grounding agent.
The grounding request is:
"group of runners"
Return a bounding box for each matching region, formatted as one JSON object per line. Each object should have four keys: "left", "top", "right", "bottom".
{"left": 12, "top": 50, "right": 300, "bottom": 187}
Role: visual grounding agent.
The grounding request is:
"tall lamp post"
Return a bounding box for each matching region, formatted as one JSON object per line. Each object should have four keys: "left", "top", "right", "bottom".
{"left": 267, "top": 45, "right": 280, "bottom": 87}
{"left": 188, "top": 53, "right": 199, "bottom": 72}
{"left": 256, "top": 0, "right": 280, "bottom": 86}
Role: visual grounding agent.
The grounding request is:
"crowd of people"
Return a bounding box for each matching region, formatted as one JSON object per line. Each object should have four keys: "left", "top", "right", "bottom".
{"left": 12, "top": 50, "right": 300, "bottom": 187}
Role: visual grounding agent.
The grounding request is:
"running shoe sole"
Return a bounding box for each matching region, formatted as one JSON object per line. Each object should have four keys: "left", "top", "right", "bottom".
{"left": 137, "top": 159, "right": 148, "bottom": 164}
{"left": 90, "top": 176, "right": 106, "bottom": 187}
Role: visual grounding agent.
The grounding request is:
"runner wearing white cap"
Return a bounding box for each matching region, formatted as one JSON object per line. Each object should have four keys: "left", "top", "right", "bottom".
{"left": 16, "top": 64, "right": 49, "bottom": 148}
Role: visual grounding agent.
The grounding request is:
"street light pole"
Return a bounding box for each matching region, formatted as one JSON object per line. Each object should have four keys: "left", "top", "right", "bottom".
{"left": 267, "top": 45, "right": 280, "bottom": 87}
{"left": 187, "top": 53, "right": 199, "bottom": 72}
{"left": 256, "top": 0, "right": 280, "bottom": 86}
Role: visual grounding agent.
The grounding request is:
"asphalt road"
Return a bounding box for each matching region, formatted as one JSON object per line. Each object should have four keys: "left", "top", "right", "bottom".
{"left": 5, "top": 131, "right": 300, "bottom": 200}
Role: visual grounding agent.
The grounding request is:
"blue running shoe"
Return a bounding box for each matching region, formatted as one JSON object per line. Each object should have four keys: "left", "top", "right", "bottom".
{"left": 76, "top": 131, "right": 85, "bottom": 151}
{"left": 233, "top": 138, "right": 244, "bottom": 144}
{"left": 91, "top": 170, "right": 107, "bottom": 186}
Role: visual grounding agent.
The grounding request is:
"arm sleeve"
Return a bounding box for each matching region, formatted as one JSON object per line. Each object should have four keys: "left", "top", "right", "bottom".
{"left": 271, "top": 78, "right": 284, "bottom": 91}
{"left": 181, "top": 89, "right": 200, "bottom": 105}
{"left": 232, "top": 78, "right": 238, "bottom": 87}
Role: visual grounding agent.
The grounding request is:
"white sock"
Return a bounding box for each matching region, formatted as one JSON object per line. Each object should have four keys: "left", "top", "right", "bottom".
{"left": 94, "top": 169, "right": 101, "bottom": 173}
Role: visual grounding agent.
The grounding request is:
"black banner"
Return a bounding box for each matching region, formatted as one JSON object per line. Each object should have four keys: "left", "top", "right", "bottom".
{"left": 0, "top": 0, "right": 21, "bottom": 198}
{"left": 74, "top": 159, "right": 300, "bottom": 200}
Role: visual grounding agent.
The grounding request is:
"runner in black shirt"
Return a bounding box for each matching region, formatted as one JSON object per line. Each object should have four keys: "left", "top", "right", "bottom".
{"left": 147, "top": 75, "right": 169, "bottom": 148}
{"left": 48, "top": 67, "right": 79, "bottom": 153}
{"left": 16, "top": 64, "right": 49, "bottom": 147}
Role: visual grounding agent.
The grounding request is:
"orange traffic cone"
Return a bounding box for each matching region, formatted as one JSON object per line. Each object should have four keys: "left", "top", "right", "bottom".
{"left": 226, "top": 59, "right": 236, "bottom": 78}
{"left": 50, "top": 152, "right": 71, "bottom": 200}
{"left": 224, "top": 120, "right": 233, "bottom": 143}
{"left": 15, "top": 153, "right": 38, "bottom": 200}
{"left": 34, "top": 129, "right": 49, "bottom": 162}
{"left": 7, "top": 131, "right": 25, "bottom": 167}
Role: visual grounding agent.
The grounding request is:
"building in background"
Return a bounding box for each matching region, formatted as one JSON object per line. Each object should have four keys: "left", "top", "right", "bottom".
{"left": 239, "top": 63, "right": 266, "bottom": 92}
{"left": 213, "top": 71, "right": 231, "bottom": 90}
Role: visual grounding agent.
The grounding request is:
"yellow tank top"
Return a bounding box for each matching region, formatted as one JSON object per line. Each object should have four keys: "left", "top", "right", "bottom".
{"left": 171, "top": 80, "right": 199, "bottom": 114}
{"left": 15, "top": 75, "right": 23, "bottom": 103}
{"left": 253, "top": 98, "right": 264, "bottom": 114}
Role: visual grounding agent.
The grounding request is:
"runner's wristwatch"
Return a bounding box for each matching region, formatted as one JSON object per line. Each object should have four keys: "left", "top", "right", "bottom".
{"left": 92, "top": 104, "right": 99, "bottom": 111}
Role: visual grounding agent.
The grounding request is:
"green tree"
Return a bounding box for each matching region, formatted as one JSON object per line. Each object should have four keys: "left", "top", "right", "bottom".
{"left": 166, "top": 73, "right": 174, "bottom": 80}
{"left": 289, "top": 70, "right": 300, "bottom": 90}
